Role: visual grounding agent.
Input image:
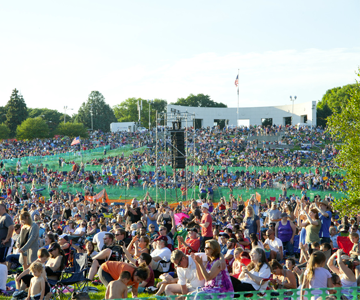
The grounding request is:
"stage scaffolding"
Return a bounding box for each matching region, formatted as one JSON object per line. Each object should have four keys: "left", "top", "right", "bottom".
{"left": 155, "top": 110, "right": 196, "bottom": 203}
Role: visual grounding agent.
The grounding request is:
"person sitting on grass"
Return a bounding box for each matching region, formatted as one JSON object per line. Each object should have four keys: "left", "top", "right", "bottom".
{"left": 16, "top": 249, "right": 52, "bottom": 300}
{"left": 26, "top": 262, "right": 45, "bottom": 300}
{"left": 88, "top": 233, "right": 121, "bottom": 281}
{"left": 105, "top": 270, "right": 131, "bottom": 299}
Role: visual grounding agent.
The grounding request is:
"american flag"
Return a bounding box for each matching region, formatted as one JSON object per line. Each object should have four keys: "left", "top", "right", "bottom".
{"left": 71, "top": 136, "right": 81, "bottom": 146}
{"left": 235, "top": 75, "right": 239, "bottom": 87}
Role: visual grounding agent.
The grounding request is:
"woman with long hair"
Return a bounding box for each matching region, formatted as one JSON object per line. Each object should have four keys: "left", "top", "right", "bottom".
{"left": 301, "top": 251, "right": 332, "bottom": 299}
{"left": 191, "top": 239, "right": 233, "bottom": 298}
{"left": 242, "top": 205, "right": 260, "bottom": 240}
{"left": 17, "top": 211, "right": 39, "bottom": 270}
{"left": 230, "top": 247, "right": 271, "bottom": 292}
{"left": 299, "top": 204, "right": 321, "bottom": 254}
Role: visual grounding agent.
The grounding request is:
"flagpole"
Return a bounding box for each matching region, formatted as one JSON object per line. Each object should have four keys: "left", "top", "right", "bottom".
{"left": 237, "top": 69, "right": 239, "bottom": 128}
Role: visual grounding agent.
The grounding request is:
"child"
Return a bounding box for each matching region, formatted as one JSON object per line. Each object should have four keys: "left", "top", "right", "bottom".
{"left": 105, "top": 271, "right": 131, "bottom": 299}
{"left": 301, "top": 251, "right": 333, "bottom": 300}
{"left": 26, "top": 262, "right": 45, "bottom": 300}
{"left": 349, "top": 232, "right": 360, "bottom": 277}
{"left": 231, "top": 247, "right": 244, "bottom": 277}
{"left": 16, "top": 249, "right": 50, "bottom": 295}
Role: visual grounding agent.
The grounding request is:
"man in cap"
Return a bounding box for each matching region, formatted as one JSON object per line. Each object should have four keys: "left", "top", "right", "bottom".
{"left": 177, "top": 228, "right": 200, "bottom": 255}
{"left": 150, "top": 236, "right": 171, "bottom": 275}
{"left": 197, "top": 203, "right": 213, "bottom": 251}
{"left": 315, "top": 200, "right": 332, "bottom": 244}
{"left": 219, "top": 233, "right": 229, "bottom": 255}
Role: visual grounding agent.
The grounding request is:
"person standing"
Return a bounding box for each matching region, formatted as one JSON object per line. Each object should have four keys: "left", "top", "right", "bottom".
{"left": 0, "top": 203, "right": 14, "bottom": 262}
{"left": 315, "top": 201, "right": 332, "bottom": 244}
{"left": 197, "top": 203, "right": 213, "bottom": 251}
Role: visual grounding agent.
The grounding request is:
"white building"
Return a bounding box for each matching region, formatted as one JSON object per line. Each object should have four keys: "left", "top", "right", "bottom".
{"left": 167, "top": 101, "right": 317, "bottom": 128}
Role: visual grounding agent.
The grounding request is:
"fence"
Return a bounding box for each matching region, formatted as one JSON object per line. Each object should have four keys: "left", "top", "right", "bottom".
{"left": 25, "top": 184, "right": 345, "bottom": 202}
{"left": 2, "top": 145, "right": 146, "bottom": 172}
{"left": 113, "top": 287, "right": 358, "bottom": 300}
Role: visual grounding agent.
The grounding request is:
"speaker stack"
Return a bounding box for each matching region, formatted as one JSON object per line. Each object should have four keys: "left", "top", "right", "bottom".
{"left": 170, "top": 121, "right": 185, "bottom": 169}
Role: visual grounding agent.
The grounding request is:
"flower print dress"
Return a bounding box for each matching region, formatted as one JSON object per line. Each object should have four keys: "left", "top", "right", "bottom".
{"left": 195, "top": 258, "right": 234, "bottom": 299}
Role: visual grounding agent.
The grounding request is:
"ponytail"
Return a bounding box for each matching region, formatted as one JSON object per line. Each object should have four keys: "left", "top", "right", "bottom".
{"left": 306, "top": 251, "right": 326, "bottom": 283}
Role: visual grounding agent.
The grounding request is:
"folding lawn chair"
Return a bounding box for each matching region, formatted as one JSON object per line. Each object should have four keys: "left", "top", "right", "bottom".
{"left": 49, "top": 253, "right": 91, "bottom": 300}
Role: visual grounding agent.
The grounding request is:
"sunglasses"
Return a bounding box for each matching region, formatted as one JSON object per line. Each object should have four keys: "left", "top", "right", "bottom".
{"left": 160, "top": 229, "right": 166, "bottom": 231}
{"left": 115, "top": 234, "right": 120, "bottom": 236}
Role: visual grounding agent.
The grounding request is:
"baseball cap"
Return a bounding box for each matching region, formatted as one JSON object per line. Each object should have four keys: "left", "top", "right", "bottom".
{"left": 201, "top": 203, "right": 209, "bottom": 209}
{"left": 187, "top": 228, "right": 198, "bottom": 233}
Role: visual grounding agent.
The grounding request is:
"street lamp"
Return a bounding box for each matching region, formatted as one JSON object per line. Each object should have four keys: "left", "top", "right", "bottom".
{"left": 64, "top": 106, "right": 73, "bottom": 124}
{"left": 290, "top": 96, "right": 297, "bottom": 125}
{"left": 148, "top": 99, "right": 153, "bottom": 129}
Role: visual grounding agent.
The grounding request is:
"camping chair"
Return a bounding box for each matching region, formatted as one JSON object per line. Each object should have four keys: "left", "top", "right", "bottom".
{"left": 337, "top": 236, "right": 353, "bottom": 255}
{"left": 49, "top": 253, "right": 91, "bottom": 300}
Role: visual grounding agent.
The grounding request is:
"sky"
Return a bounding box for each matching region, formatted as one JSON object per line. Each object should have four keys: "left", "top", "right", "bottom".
{"left": 0, "top": 0, "right": 359, "bottom": 115}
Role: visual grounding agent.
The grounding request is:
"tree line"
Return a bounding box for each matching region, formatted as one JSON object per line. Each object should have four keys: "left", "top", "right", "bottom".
{"left": 0, "top": 91, "right": 225, "bottom": 140}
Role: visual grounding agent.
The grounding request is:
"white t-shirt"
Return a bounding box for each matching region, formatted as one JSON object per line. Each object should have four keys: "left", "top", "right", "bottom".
{"left": 264, "top": 237, "right": 283, "bottom": 253}
{"left": 93, "top": 231, "right": 109, "bottom": 251}
{"left": 74, "top": 227, "right": 85, "bottom": 235}
{"left": 151, "top": 247, "right": 171, "bottom": 272}
{"left": 241, "top": 264, "right": 271, "bottom": 291}
{"left": 304, "top": 267, "right": 331, "bottom": 299}
{"left": 177, "top": 256, "right": 205, "bottom": 289}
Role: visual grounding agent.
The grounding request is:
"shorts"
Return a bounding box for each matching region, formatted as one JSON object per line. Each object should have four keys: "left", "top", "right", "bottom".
{"left": 22, "top": 275, "right": 51, "bottom": 295}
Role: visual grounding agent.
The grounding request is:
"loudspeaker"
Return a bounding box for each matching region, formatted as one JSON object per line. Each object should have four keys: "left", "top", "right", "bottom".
{"left": 171, "top": 130, "right": 185, "bottom": 169}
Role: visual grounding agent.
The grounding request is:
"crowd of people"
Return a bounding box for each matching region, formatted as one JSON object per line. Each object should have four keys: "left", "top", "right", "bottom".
{"left": 0, "top": 124, "right": 356, "bottom": 300}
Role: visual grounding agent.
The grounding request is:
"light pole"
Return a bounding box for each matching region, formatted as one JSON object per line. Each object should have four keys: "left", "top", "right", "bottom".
{"left": 290, "top": 96, "right": 297, "bottom": 125}
{"left": 90, "top": 104, "right": 94, "bottom": 131}
{"left": 64, "top": 106, "right": 73, "bottom": 124}
{"left": 148, "top": 100, "right": 153, "bottom": 129}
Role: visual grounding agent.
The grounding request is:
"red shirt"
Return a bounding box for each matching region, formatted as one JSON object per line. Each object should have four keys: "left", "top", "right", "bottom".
{"left": 201, "top": 213, "right": 213, "bottom": 237}
{"left": 179, "top": 237, "right": 200, "bottom": 254}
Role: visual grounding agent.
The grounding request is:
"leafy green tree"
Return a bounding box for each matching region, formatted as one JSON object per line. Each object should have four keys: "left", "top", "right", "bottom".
{"left": 0, "top": 106, "right": 7, "bottom": 119}
{"left": 28, "top": 108, "right": 66, "bottom": 136}
{"left": 0, "top": 124, "right": 11, "bottom": 139}
{"left": 316, "top": 83, "right": 357, "bottom": 127}
{"left": 113, "top": 98, "right": 167, "bottom": 128}
{"left": 326, "top": 69, "right": 360, "bottom": 216}
{"left": 5, "top": 89, "right": 28, "bottom": 136}
{"left": 172, "top": 93, "right": 227, "bottom": 108}
{"left": 16, "top": 117, "right": 49, "bottom": 140}
{"left": 55, "top": 122, "right": 88, "bottom": 138}
{"left": 316, "top": 103, "right": 332, "bottom": 127}
{"left": 75, "top": 91, "right": 117, "bottom": 132}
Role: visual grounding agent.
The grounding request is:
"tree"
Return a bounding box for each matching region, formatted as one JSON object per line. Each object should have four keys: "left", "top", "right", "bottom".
{"left": 172, "top": 94, "right": 227, "bottom": 108}
{"left": 0, "top": 124, "right": 10, "bottom": 139}
{"left": 55, "top": 122, "right": 88, "bottom": 138}
{"left": 75, "top": 91, "right": 117, "bottom": 132}
{"left": 0, "top": 106, "right": 7, "bottom": 119}
{"left": 16, "top": 117, "right": 49, "bottom": 140}
{"left": 113, "top": 98, "right": 167, "bottom": 128}
{"left": 5, "top": 89, "right": 28, "bottom": 136}
{"left": 316, "top": 83, "right": 357, "bottom": 127}
{"left": 326, "top": 68, "right": 360, "bottom": 216}
{"left": 28, "top": 108, "right": 66, "bottom": 136}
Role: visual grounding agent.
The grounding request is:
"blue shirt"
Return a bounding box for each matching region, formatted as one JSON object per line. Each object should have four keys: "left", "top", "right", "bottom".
{"left": 319, "top": 210, "right": 332, "bottom": 238}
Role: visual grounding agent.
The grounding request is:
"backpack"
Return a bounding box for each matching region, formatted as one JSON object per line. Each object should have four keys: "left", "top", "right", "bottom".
{"left": 71, "top": 292, "right": 91, "bottom": 300}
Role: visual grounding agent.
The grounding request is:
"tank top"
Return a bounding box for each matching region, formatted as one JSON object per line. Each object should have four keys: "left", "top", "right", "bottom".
{"left": 277, "top": 220, "right": 293, "bottom": 242}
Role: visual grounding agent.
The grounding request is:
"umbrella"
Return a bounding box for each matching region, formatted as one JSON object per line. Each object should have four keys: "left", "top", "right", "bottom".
{"left": 174, "top": 213, "right": 190, "bottom": 225}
